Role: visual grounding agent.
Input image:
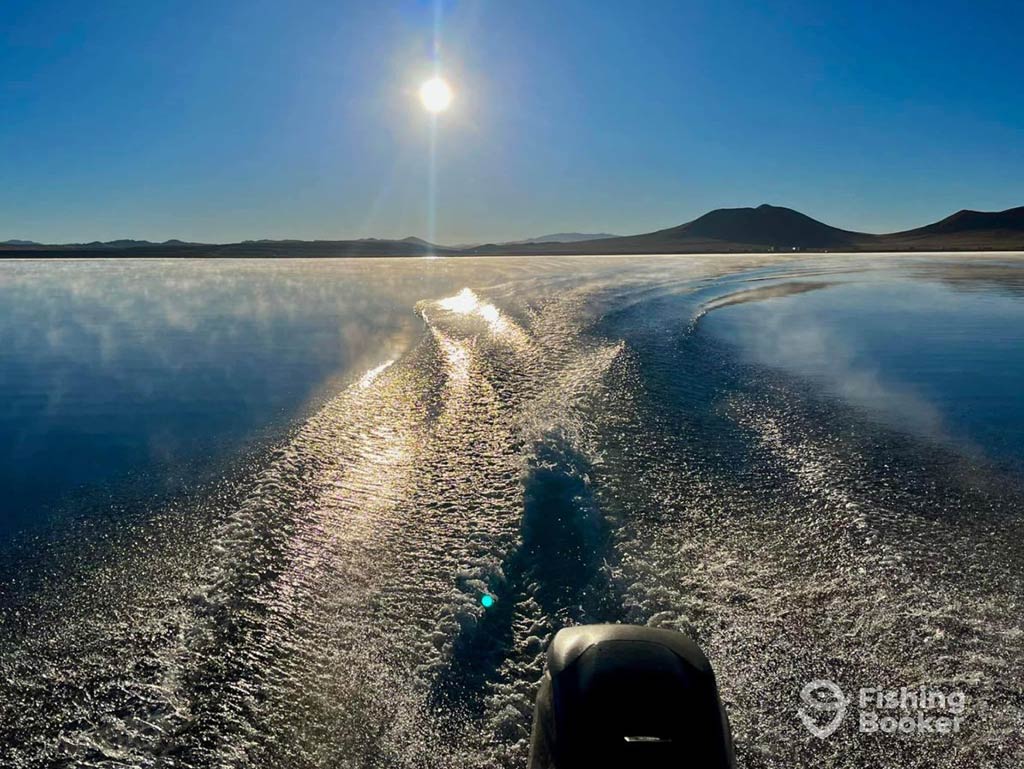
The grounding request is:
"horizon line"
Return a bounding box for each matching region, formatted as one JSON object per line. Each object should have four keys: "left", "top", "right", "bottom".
{"left": 4, "top": 201, "right": 1022, "bottom": 248}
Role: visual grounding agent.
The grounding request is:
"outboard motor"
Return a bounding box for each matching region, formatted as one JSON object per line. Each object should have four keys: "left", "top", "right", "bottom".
{"left": 528, "top": 624, "right": 735, "bottom": 768}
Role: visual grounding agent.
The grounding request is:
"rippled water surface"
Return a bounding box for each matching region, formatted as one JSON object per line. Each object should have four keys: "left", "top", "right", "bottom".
{"left": 1, "top": 255, "right": 1023, "bottom": 768}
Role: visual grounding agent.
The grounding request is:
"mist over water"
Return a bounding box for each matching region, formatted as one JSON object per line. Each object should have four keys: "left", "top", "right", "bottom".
{"left": 1, "top": 255, "right": 1023, "bottom": 768}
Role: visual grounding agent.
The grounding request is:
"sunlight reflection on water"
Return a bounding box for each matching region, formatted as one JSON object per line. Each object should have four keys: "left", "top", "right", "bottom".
{"left": 1, "top": 254, "right": 1023, "bottom": 769}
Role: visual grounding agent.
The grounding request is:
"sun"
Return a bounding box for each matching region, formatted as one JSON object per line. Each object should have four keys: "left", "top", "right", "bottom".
{"left": 419, "top": 77, "right": 453, "bottom": 113}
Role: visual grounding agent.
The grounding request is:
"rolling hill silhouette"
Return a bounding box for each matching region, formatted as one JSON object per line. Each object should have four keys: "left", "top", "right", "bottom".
{"left": 906, "top": 206, "right": 1024, "bottom": 235}
{"left": 624, "top": 204, "right": 863, "bottom": 250}
{"left": 472, "top": 204, "right": 1024, "bottom": 254}
{"left": 3, "top": 205, "right": 1023, "bottom": 257}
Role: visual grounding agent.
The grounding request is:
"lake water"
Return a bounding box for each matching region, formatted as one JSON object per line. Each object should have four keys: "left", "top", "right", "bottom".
{"left": 1, "top": 255, "right": 1023, "bottom": 768}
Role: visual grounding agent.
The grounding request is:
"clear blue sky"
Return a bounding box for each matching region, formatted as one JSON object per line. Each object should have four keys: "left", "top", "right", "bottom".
{"left": 2, "top": 0, "right": 1022, "bottom": 244}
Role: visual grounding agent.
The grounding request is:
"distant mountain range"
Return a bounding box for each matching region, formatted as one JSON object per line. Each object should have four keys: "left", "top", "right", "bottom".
{"left": 455, "top": 232, "right": 619, "bottom": 248}
{"left": 4, "top": 205, "right": 1024, "bottom": 257}
{"left": 0, "top": 237, "right": 456, "bottom": 258}
{"left": 0, "top": 238, "right": 198, "bottom": 248}
{"left": 471, "top": 204, "right": 1024, "bottom": 254}
{"left": 518, "top": 232, "right": 618, "bottom": 244}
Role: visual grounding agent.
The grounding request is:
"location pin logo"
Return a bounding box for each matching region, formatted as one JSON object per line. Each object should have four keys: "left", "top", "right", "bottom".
{"left": 798, "top": 679, "right": 848, "bottom": 739}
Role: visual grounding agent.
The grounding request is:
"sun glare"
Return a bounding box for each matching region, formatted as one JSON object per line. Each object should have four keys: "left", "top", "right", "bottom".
{"left": 419, "top": 77, "right": 453, "bottom": 113}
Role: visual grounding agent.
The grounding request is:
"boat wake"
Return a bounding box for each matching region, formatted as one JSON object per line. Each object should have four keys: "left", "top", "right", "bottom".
{"left": 2, "top": 259, "right": 1022, "bottom": 768}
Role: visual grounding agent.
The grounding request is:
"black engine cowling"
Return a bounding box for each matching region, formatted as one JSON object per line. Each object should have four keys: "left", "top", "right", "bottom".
{"left": 528, "top": 624, "right": 735, "bottom": 768}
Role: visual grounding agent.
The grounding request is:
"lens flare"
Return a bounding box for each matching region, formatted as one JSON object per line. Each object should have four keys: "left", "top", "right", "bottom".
{"left": 419, "top": 77, "right": 453, "bottom": 113}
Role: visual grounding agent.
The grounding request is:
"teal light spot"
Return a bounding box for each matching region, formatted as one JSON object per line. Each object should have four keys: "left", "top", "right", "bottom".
{"left": 481, "top": 594, "right": 495, "bottom": 609}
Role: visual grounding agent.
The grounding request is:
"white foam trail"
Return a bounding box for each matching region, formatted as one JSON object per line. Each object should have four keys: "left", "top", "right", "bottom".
{"left": 358, "top": 359, "right": 395, "bottom": 389}
{"left": 434, "top": 288, "right": 530, "bottom": 347}
{"left": 435, "top": 330, "right": 472, "bottom": 389}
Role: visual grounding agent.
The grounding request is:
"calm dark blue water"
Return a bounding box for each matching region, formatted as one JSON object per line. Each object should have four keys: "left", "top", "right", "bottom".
{"left": 0, "top": 260, "right": 445, "bottom": 539}
{"left": 1, "top": 255, "right": 1022, "bottom": 769}
{"left": 703, "top": 268, "right": 1024, "bottom": 468}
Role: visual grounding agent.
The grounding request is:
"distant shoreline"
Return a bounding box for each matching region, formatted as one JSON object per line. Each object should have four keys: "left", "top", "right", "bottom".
{"left": 4, "top": 248, "right": 1024, "bottom": 261}
{"left": 4, "top": 203, "right": 1024, "bottom": 258}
